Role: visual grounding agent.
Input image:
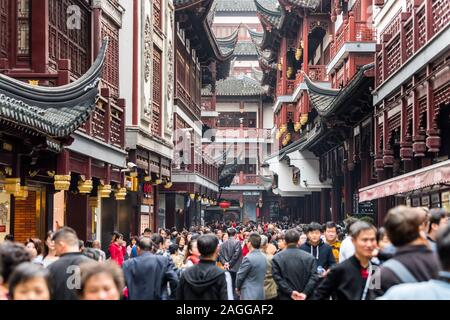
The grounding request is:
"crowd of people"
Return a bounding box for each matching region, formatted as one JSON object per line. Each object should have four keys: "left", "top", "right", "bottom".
{"left": 0, "top": 205, "right": 449, "bottom": 300}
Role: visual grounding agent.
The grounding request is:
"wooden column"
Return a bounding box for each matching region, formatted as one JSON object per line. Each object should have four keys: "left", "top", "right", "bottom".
{"left": 31, "top": 0, "right": 49, "bottom": 73}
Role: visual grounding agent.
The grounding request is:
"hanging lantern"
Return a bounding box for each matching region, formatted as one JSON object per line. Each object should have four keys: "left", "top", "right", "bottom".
{"left": 4, "top": 178, "right": 21, "bottom": 194}
{"left": 155, "top": 178, "right": 163, "bottom": 185}
{"left": 279, "top": 124, "right": 287, "bottom": 135}
{"left": 164, "top": 181, "right": 173, "bottom": 189}
{"left": 98, "top": 184, "right": 112, "bottom": 198}
{"left": 219, "top": 201, "right": 231, "bottom": 210}
{"left": 287, "top": 67, "right": 294, "bottom": 78}
{"left": 78, "top": 178, "right": 93, "bottom": 194}
{"left": 295, "top": 47, "right": 302, "bottom": 61}
{"left": 282, "top": 132, "right": 292, "bottom": 146}
{"left": 115, "top": 188, "right": 127, "bottom": 201}
{"left": 54, "top": 175, "right": 71, "bottom": 191}
{"left": 294, "top": 121, "right": 301, "bottom": 132}
{"left": 190, "top": 193, "right": 196, "bottom": 200}
{"left": 300, "top": 114, "right": 308, "bottom": 126}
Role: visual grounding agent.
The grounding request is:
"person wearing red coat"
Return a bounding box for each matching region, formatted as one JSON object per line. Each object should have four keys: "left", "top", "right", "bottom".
{"left": 109, "top": 232, "right": 127, "bottom": 267}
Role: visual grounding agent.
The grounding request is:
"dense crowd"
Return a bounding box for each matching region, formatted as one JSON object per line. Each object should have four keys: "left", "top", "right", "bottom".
{"left": 0, "top": 205, "right": 449, "bottom": 300}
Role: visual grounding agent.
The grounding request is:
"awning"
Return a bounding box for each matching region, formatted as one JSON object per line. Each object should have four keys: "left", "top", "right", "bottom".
{"left": 359, "top": 160, "right": 450, "bottom": 202}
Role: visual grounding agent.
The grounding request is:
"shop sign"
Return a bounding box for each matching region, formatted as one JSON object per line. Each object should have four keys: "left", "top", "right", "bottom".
{"left": 358, "top": 201, "right": 375, "bottom": 215}
{"left": 421, "top": 195, "right": 430, "bottom": 207}
{"left": 431, "top": 193, "right": 441, "bottom": 205}
{"left": 143, "top": 183, "right": 153, "bottom": 194}
{"left": 0, "top": 225, "right": 6, "bottom": 232}
{"left": 140, "top": 205, "right": 150, "bottom": 213}
{"left": 140, "top": 214, "right": 150, "bottom": 235}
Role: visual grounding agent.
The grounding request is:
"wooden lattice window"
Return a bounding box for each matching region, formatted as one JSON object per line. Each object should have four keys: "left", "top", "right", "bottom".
{"left": 17, "top": 0, "right": 30, "bottom": 56}
{"left": 153, "top": 0, "right": 162, "bottom": 30}
{"left": 0, "top": 0, "right": 9, "bottom": 58}
{"left": 48, "top": 0, "right": 90, "bottom": 78}
{"left": 101, "top": 16, "right": 120, "bottom": 98}
{"left": 152, "top": 47, "right": 162, "bottom": 136}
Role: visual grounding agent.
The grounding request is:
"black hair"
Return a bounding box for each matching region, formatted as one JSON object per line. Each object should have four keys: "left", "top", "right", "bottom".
{"left": 284, "top": 229, "right": 300, "bottom": 245}
{"left": 4, "top": 234, "right": 14, "bottom": 241}
{"left": 227, "top": 228, "right": 237, "bottom": 237}
{"left": 78, "top": 240, "right": 85, "bottom": 250}
{"left": 111, "top": 232, "right": 123, "bottom": 243}
{"left": 429, "top": 208, "right": 449, "bottom": 233}
{"left": 437, "top": 225, "right": 450, "bottom": 271}
{"left": 376, "top": 227, "right": 388, "bottom": 243}
{"left": 52, "top": 227, "right": 79, "bottom": 246}
{"left": 8, "top": 263, "right": 51, "bottom": 299}
{"left": 344, "top": 217, "right": 359, "bottom": 234}
{"left": 151, "top": 234, "right": 164, "bottom": 246}
{"left": 43, "top": 231, "right": 54, "bottom": 258}
{"left": 78, "top": 261, "right": 124, "bottom": 298}
{"left": 0, "top": 242, "right": 32, "bottom": 284}
{"left": 307, "top": 222, "right": 323, "bottom": 233}
{"left": 83, "top": 248, "right": 101, "bottom": 261}
{"left": 168, "top": 244, "right": 179, "bottom": 255}
{"left": 143, "top": 228, "right": 152, "bottom": 234}
{"left": 325, "top": 221, "right": 337, "bottom": 230}
{"left": 248, "top": 233, "right": 261, "bottom": 249}
{"left": 197, "top": 235, "right": 219, "bottom": 257}
{"left": 85, "top": 240, "right": 94, "bottom": 248}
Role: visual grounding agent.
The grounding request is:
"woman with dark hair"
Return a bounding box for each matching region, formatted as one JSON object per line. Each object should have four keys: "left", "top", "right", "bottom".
{"left": 126, "top": 236, "right": 139, "bottom": 259}
{"left": 8, "top": 262, "right": 51, "bottom": 300}
{"left": 78, "top": 261, "right": 124, "bottom": 300}
{"left": 185, "top": 239, "right": 200, "bottom": 268}
{"left": 0, "top": 242, "right": 32, "bottom": 300}
{"left": 109, "top": 232, "right": 126, "bottom": 267}
{"left": 42, "top": 231, "right": 58, "bottom": 268}
{"left": 25, "top": 238, "right": 44, "bottom": 265}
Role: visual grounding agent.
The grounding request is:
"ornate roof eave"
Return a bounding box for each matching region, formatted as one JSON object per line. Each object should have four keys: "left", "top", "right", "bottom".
{"left": 0, "top": 38, "right": 109, "bottom": 139}
{"left": 278, "top": 0, "right": 321, "bottom": 11}
{"left": 216, "top": 25, "right": 240, "bottom": 56}
{"left": 254, "top": 0, "right": 284, "bottom": 29}
{"left": 303, "top": 63, "right": 375, "bottom": 117}
{"left": 174, "top": 0, "right": 207, "bottom": 11}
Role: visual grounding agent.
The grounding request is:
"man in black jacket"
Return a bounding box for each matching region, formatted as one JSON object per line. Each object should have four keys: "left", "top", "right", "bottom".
{"left": 123, "top": 236, "right": 178, "bottom": 300}
{"left": 313, "top": 221, "right": 378, "bottom": 300}
{"left": 219, "top": 228, "right": 242, "bottom": 296}
{"left": 272, "top": 229, "right": 319, "bottom": 300}
{"left": 300, "top": 222, "right": 336, "bottom": 276}
{"left": 177, "top": 234, "right": 231, "bottom": 300}
{"left": 47, "top": 227, "right": 91, "bottom": 300}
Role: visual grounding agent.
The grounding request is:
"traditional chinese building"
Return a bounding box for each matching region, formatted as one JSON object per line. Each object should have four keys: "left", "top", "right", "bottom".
{"left": 0, "top": 0, "right": 127, "bottom": 246}
{"left": 359, "top": 0, "right": 450, "bottom": 221}
{"left": 255, "top": 0, "right": 377, "bottom": 223}
{"left": 160, "top": 0, "right": 236, "bottom": 229}
{"left": 119, "top": 0, "right": 175, "bottom": 233}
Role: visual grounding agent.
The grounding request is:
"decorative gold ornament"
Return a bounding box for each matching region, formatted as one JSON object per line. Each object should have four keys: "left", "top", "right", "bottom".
{"left": 88, "top": 196, "right": 99, "bottom": 208}
{"left": 4, "top": 178, "right": 21, "bottom": 194}
{"left": 54, "top": 175, "right": 71, "bottom": 191}
{"left": 300, "top": 114, "right": 308, "bottom": 126}
{"left": 14, "top": 186, "right": 28, "bottom": 201}
{"left": 282, "top": 133, "right": 292, "bottom": 146}
{"left": 295, "top": 48, "right": 302, "bottom": 61}
{"left": 144, "top": 176, "right": 151, "bottom": 182}
{"left": 78, "top": 179, "right": 93, "bottom": 194}
{"left": 300, "top": 40, "right": 304, "bottom": 49}
{"left": 28, "top": 80, "right": 39, "bottom": 86}
{"left": 287, "top": 67, "right": 294, "bottom": 78}
{"left": 98, "top": 184, "right": 112, "bottom": 198}
{"left": 190, "top": 193, "right": 196, "bottom": 200}
{"left": 279, "top": 124, "right": 287, "bottom": 135}
{"left": 164, "top": 182, "right": 173, "bottom": 189}
{"left": 115, "top": 188, "right": 127, "bottom": 201}
{"left": 278, "top": 63, "right": 282, "bottom": 71}
{"left": 294, "top": 122, "right": 301, "bottom": 132}
{"left": 155, "top": 179, "right": 162, "bottom": 185}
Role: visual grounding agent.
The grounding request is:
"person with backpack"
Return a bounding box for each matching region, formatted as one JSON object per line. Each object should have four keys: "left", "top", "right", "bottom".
{"left": 373, "top": 206, "right": 440, "bottom": 297}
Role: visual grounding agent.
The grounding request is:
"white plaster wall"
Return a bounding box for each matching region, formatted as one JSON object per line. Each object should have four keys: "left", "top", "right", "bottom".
{"left": 263, "top": 103, "right": 274, "bottom": 129}
{"left": 119, "top": 0, "right": 134, "bottom": 126}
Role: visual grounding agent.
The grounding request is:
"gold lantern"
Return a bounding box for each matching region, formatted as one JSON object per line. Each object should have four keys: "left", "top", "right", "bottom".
{"left": 78, "top": 178, "right": 93, "bottom": 194}
{"left": 164, "top": 181, "right": 173, "bottom": 189}
{"left": 294, "top": 121, "right": 301, "bottom": 132}
{"left": 155, "top": 178, "right": 162, "bottom": 185}
{"left": 115, "top": 188, "right": 127, "bottom": 201}
{"left": 287, "top": 67, "right": 294, "bottom": 78}
{"left": 54, "top": 175, "right": 71, "bottom": 191}
{"left": 190, "top": 193, "right": 196, "bottom": 200}
{"left": 295, "top": 48, "right": 302, "bottom": 61}
{"left": 279, "top": 124, "right": 287, "bottom": 135}
{"left": 282, "top": 132, "right": 292, "bottom": 146}
{"left": 98, "top": 184, "right": 112, "bottom": 198}
{"left": 4, "top": 178, "right": 21, "bottom": 194}
{"left": 300, "top": 114, "right": 308, "bottom": 126}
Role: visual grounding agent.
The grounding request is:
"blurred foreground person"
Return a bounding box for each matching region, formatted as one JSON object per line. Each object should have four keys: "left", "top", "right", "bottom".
{"left": 47, "top": 227, "right": 91, "bottom": 300}
{"left": 0, "top": 242, "right": 32, "bottom": 300}
{"left": 373, "top": 206, "right": 440, "bottom": 297}
{"left": 78, "top": 261, "right": 124, "bottom": 300}
{"left": 9, "top": 263, "right": 51, "bottom": 300}
{"left": 177, "top": 234, "right": 231, "bottom": 300}
{"left": 380, "top": 224, "right": 450, "bottom": 300}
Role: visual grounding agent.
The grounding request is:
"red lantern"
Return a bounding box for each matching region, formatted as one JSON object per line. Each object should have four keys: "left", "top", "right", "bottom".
{"left": 219, "top": 201, "right": 231, "bottom": 210}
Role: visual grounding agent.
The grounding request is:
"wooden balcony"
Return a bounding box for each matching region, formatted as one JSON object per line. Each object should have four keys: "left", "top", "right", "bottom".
{"left": 375, "top": 0, "right": 449, "bottom": 87}
{"left": 176, "top": 81, "right": 201, "bottom": 117}
{"left": 330, "top": 16, "right": 376, "bottom": 61}
{"left": 231, "top": 174, "right": 269, "bottom": 186}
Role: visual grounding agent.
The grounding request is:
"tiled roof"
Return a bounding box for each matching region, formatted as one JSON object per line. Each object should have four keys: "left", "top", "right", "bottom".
{"left": 254, "top": 0, "right": 283, "bottom": 29}
{"left": 303, "top": 63, "right": 375, "bottom": 117}
{"left": 202, "top": 75, "right": 267, "bottom": 96}
{"left": 216, "top": 27, "right": 239, "bottom": 56}
{"left": 0, "top": 38, "right": 108, "bottom": 138}
{"left": 216, "top": 0, "right": 257, "bottom": 12}
{"left": 234, "top": 41, "right": 258, "bottom": 56}
{"left": 284, "top": 0, "right": 321, "bottom": 9}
